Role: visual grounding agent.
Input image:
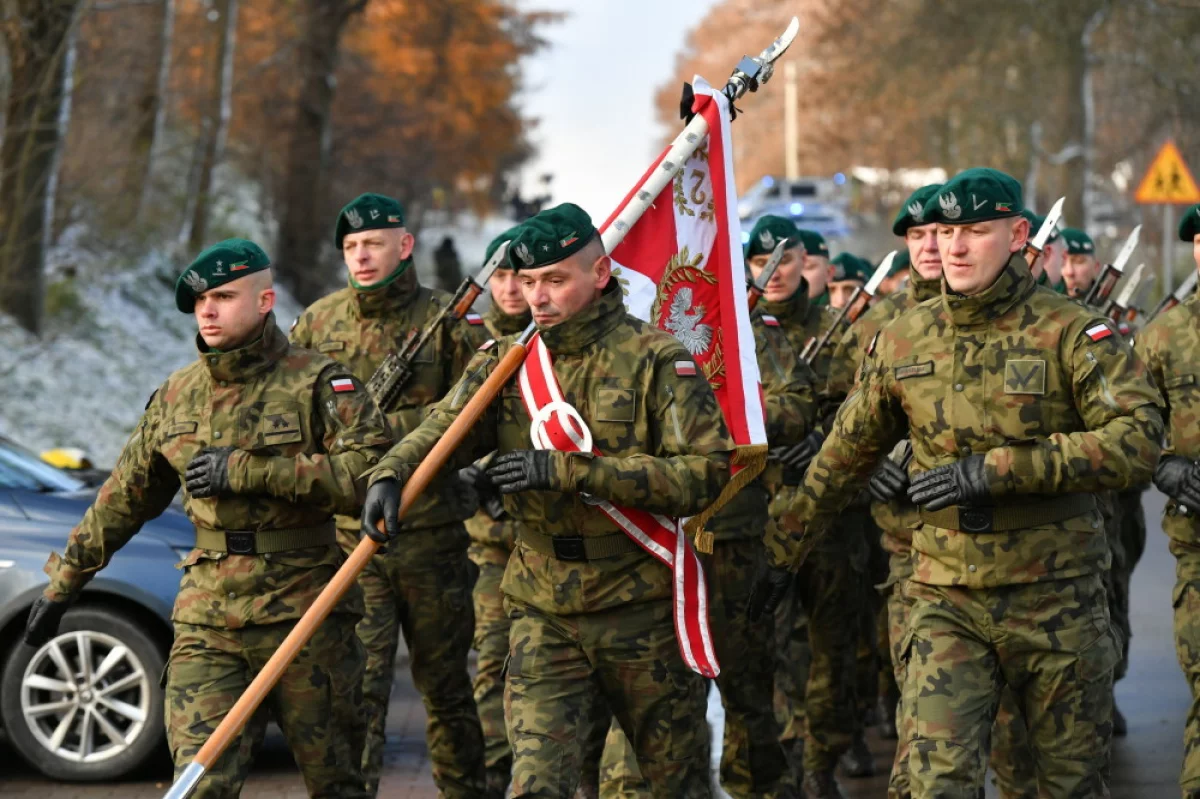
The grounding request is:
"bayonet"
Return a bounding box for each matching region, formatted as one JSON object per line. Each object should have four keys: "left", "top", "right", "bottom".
{"left": 1023, "top": 196, "right": 1065, "bottom": 270}
{"left": 1083, "top": 225, "right": 1141, "bottom": 308}
{"left": 365, "top": 241, "right": 509, "bottom": 411}
{"left": 1150, "top": 270, "right": 1200, "bottom": 321}
{"left": 1106, "top": 263, "right": 1147, "bottom": 331}
{"left": 747, "top": 239, "right": 787, "bottom": 311}
{"left": 723, "top": 17, "right": 799, "bottom": 103}
{"left": 800, "top": 251, "right": 896, "bottom": 363}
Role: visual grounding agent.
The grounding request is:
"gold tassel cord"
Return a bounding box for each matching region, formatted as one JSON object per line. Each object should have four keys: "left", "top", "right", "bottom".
{"left": 684, "top": 443, "right": 768, "bottom": 553}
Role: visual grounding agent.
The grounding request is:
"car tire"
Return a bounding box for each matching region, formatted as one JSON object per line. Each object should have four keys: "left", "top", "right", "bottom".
{"left": 1, "top": 606, "right": 167, "bottom": 781}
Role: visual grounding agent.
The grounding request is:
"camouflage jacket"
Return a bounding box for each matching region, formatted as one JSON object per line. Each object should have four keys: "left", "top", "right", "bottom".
{"left": 829, "top": 270, "right": 942, "bottom": 564}
{"left": 43, "top": 315, "right": 392, "bottom": 627}
{"left": 465, "top": 304, "right": 531, "bottom": 554}
{"left": 1136, "top": 292, "right": 1200, "bottom": 578}
{"left": 290, "top": 267, "right": 488, "bottom": 532}
{"left": 756, "top": 283, "right": 836, "bottom": 389}
{"left": 792, "top": 255, "right": 1163, "bottom": 586}
{"left": 367, "top": 280, "right": 735, "bottom": 615}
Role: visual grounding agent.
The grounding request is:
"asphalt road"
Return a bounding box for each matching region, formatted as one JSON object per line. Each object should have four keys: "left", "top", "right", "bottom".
{"left": 1, "top": 490, "right": 1191, "bottom": 797}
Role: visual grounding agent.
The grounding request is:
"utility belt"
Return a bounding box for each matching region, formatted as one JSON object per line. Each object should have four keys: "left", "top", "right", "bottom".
{"left": 194, "top": 521, "right": 336, "bottom": 555}
{"left": 517, "top": 529, "right": 641, "bottom": 562}
{"left": 919, "top": 493, "right": 1096, "bottom": 534}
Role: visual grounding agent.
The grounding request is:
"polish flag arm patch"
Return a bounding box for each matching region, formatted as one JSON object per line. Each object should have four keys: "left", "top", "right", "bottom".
{"left": 675, "top": 360, "right": 697, "bottom": 377}
{"left": 1086, "top": 323, "right": 1113, "bottom": 342}
{"left": 331, "top": 378, "right": 357, "bottom": 393}
{"left": 761, "top": 314, "right": 780, "bottom": 327}
{"left": 465, "top": 312, "right": 484, "bottom": 325}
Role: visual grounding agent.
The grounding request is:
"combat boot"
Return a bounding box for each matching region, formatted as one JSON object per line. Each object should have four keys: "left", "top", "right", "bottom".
{"left": 838, "top": 730, "right": 875, "bottom": 777}
{"left": 800, "top": 768, "right": 847, "bottom": 799}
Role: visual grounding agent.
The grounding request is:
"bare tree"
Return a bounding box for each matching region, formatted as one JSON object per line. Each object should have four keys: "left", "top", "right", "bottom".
{"left": 128, "top": 0, "right": 175, "bottom": 220}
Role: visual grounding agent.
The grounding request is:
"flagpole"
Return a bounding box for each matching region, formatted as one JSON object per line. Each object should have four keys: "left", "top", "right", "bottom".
{"left": 160, "top": 17, "right": 799, "bottom": 799}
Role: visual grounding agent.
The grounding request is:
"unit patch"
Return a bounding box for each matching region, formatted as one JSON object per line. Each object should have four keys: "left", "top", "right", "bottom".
{"left": 1004, "top": 359, "right": 1046, "bottom": 395}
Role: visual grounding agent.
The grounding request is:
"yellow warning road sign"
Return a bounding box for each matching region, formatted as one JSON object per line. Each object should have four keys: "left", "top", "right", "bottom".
{"left": 1135, "top": 140, "right": 1200, "bottom": 204}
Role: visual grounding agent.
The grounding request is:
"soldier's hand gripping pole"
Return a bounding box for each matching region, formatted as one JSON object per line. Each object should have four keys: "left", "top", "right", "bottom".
{"left": 162, "top": 325, "right": 537, "bottom": 799}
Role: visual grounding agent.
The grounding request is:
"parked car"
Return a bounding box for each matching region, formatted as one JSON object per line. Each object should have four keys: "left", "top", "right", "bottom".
{"left": 0, "top": 436, "right": 193, "bottom": 781}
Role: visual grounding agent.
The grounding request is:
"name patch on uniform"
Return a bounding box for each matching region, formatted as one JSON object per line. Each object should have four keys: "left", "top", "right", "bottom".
{"left": 894, "top": 361, "right": 934, "bottom": 380}
{"left": 675, "top": 360, "right": 697, "bottom": 377}
{"left": 318, "top": 341, "right": 346, "bottom": 353}
{"left": 166, "top": 420, "right": 198, "bottom": 438}
{"left": 1086, "top": 323, "right": 1113, "bottom": 342}
{"left": 465, "top": 312, "right": 484, "bottom": 325}
{"left": 330, "top": 378, "right": 356, "bottom": 393}
{"left": 761, "top": 314, "right": 780, "bottom": 327}
{"left": 1004, "top": 359, "right": 1046, "bottom": 394}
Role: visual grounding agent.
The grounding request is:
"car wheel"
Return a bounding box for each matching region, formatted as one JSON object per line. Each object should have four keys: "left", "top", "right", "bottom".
{"left": 1, "top": 606, "right": 166, "bottom": 781}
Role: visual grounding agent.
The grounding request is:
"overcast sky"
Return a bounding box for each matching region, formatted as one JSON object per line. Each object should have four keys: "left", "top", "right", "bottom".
{"left": 517, "top": 0, "right": 721, "bottom": 221}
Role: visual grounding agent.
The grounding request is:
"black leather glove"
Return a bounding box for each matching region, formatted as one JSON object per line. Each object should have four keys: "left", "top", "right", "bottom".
{"left": 25, "top": 595, "right": 71, "bottom": 648}
{"left": 869, "top": 459, "right": 910, "bottom": 504}
{"left": 747, "top": 563, "right": 793, "bottom": 622}
{"left": 362, "top": 478, "right": 401, "bottom": 544}
{"left": 770, "top": 430, "right": 825, "bottom": 472}
{"left": 486, "top": 451, "right": 554, "bottom": 494}
{"left": 908, "top": 453, "right": 990, "bottom": 512}
{"left": 460, "top": 463, "right": 506, "bottom": 520}
{"left": 1154, "top": 456, "right": 1200, "bottom": 511}
{"left": 185, "top": 446, "right": 235, "bottom": 498}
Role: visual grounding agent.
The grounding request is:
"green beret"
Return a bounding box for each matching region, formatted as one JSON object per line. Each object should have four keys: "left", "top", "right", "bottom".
{"left": 1180, "top": 204, "right": 1200, "bottom": 242}
{"left": 175, "top": 238, "right": 270, "bottom": 313}
{"left": 922, "top": 168, "right": 1024, "bottom": 225}
{"left": 796, "top": 228, "right": 829, "bottom": 257}
{"left": 1021, "top": 209, "right": 1060, "bottom": 242}
{"left": 892, "top": 183, "right": 944, "bottom": 235}
{"left": 485, "top": 226, "right": 520, "bottom": 267}
{"left": 334, "top": 193, "right": 406, "bottom": 249}
{"left": 746, "top": 215, "right": 802, "bottom": 258}
{"left": 1059, "top": 227, "right": 1094, "bottom": 255}
{"left": 890, "top": 248, "right": 911, "bottom": 274}
{"left": 830, "top": 253, "right": 870, "bottom": 283}
{"left": 506, "top": 203, "right": 597, "bottom": 271}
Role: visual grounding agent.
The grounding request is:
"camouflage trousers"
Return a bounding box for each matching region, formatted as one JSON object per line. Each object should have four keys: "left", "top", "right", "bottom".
{"left": 469, "top": 544, "right": 514, "bottom": 789}
{"left": 901, "top": 575, "right": 1118, "bottom": 799}
{"left": 166, "top": 616, "right": 367, "bottom": 799}
{"left": 599, "top": 537, "right": 789, "bottom": 798}
{"left": 346, "top": 523, "right": 486, "bottom": 797}
{"left": 1174, "top": 565, "right": 1200, "bottom": 796}
{"left": 504, "top": 596, "right": 711, "bottom": 798}
{"left": 774, "top": 516, "right": 865, "bottom": 776}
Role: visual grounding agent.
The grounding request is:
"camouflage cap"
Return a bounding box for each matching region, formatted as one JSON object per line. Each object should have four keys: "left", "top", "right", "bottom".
{"left": 922, "top": 168, "right": 1024, "bottom": 225}
{"left": 1021, "top": 209, "right": 1061, "bottom": 242}
{"left": 830, "top": 252, "right": 870, "bottom": 283}
{"left": 892, "top": 183, "right": 944, "bottom": 235}
{"left": 485, "top": 225, "right": 521, "bottom": 268}
{"left": 1059, "top": 227, "right": 1095, "bottom": 254}
{"left": 746, "top": 215, "right": 803, "bottom": 257}
{"left": 334, "top": 193, "right": 406, "bottom": 249}
{"left": 796, "top": 228, "right": 829, "bottom": 257}
{"left": 505, "top": 203, "right": 597, "bottom": 271}
{"left": 1180, "top": 204, "right": 1200, "bottom": 242}
{"left": 175, "top": 238, "right": 271, "bottom": 313}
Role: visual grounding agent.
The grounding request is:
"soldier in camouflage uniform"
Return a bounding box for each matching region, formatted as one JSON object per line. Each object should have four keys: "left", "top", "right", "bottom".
{"left": 361, "top": 203, "right": 735, "bottom": 798}
{"left": 599, "top": 281, "right": 819, "bottom": 798}
{"left": 826, "top": 184, "right": 945, "bottom": 799}
{"left": 25, "top": 239, "right": 393, "bottom": 799}
{"left": 770, "top": 168, "right": 1163, "bottom": 798}
{"left": 746, "top": 217, "right": 864, "bottom": 798}
{"left": 827, "top": 253, "right": 868, "bottom": 310}
{"left": 1021, "top": 209, "right": 1066, "bottom": 293}
{"left": 289, "top": 194, "right": 488, "bottom": 797}
{"left": 1136, "top": 202, "right": 1200, "bottom": 799}
{"left": 459, "top": 228, "right": 533, "bottom": 795}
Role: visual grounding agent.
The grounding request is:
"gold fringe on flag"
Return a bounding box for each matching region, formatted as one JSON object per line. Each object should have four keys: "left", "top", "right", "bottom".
{"left": 684, "top": 443, "right": 768, "bottom": 554}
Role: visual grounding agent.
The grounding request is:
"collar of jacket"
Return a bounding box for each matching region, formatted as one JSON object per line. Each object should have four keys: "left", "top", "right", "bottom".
{"left": 909, "top": 268, "right": 942, "bottom": 304}
{"left": 485, "top": 302, "right": 532, "bottom": 337}
{"left": 757, "top": 277, "right": 816, "bottom": 326}
{"left": 351, "top": 261, "right": 419, "bottom": 319}
{"left": 943, "top": 253, "right": 1035, "bottom": 328}
{"left": 198, "top": 312, "right": 288, "bottom": 383}
{"left": 538, "top": 279, "right": 626, "bottom": 355}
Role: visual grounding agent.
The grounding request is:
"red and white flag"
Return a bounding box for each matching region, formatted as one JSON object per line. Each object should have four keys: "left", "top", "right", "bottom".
{"left": 600, "top": 76, "right": 768, "bottom": 542}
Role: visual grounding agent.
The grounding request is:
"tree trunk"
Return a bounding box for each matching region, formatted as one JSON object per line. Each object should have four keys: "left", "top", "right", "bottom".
{"left": 1078, "top": 7, "right": 1108, "bottom": 232}
{"left": 0, "top": 0, "right": 79, "bottom": 335}
{"left": 275, "top": 0, "right": 367, "bottom": 305}
{"left": 132, "top": 0, "right": 176, "bottom": 222}
{"left": 185, "top": 0, "right": 238, "bottom": 253}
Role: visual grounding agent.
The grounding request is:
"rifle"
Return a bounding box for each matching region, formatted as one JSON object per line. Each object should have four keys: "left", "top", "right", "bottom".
{"left": 800, "top": 250, "right": 895, "bottom": 363}
{"left": 747, "top": 239, "right": 787, "bottom": 311}
{"left": 1105, "top": 262, "right": 1149, "bottom": 330}
{"left": 1022, "top": 197, "right": 1064, "bottom": 272}
{"left": 1149, "top": 270, "right": 1199, "bottom": 322}
{"left": 365, "top": 241, "right": 509, "bottom": 411}
{"left": 1082, "top": 225, "right": 1141, "bottom": 310}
